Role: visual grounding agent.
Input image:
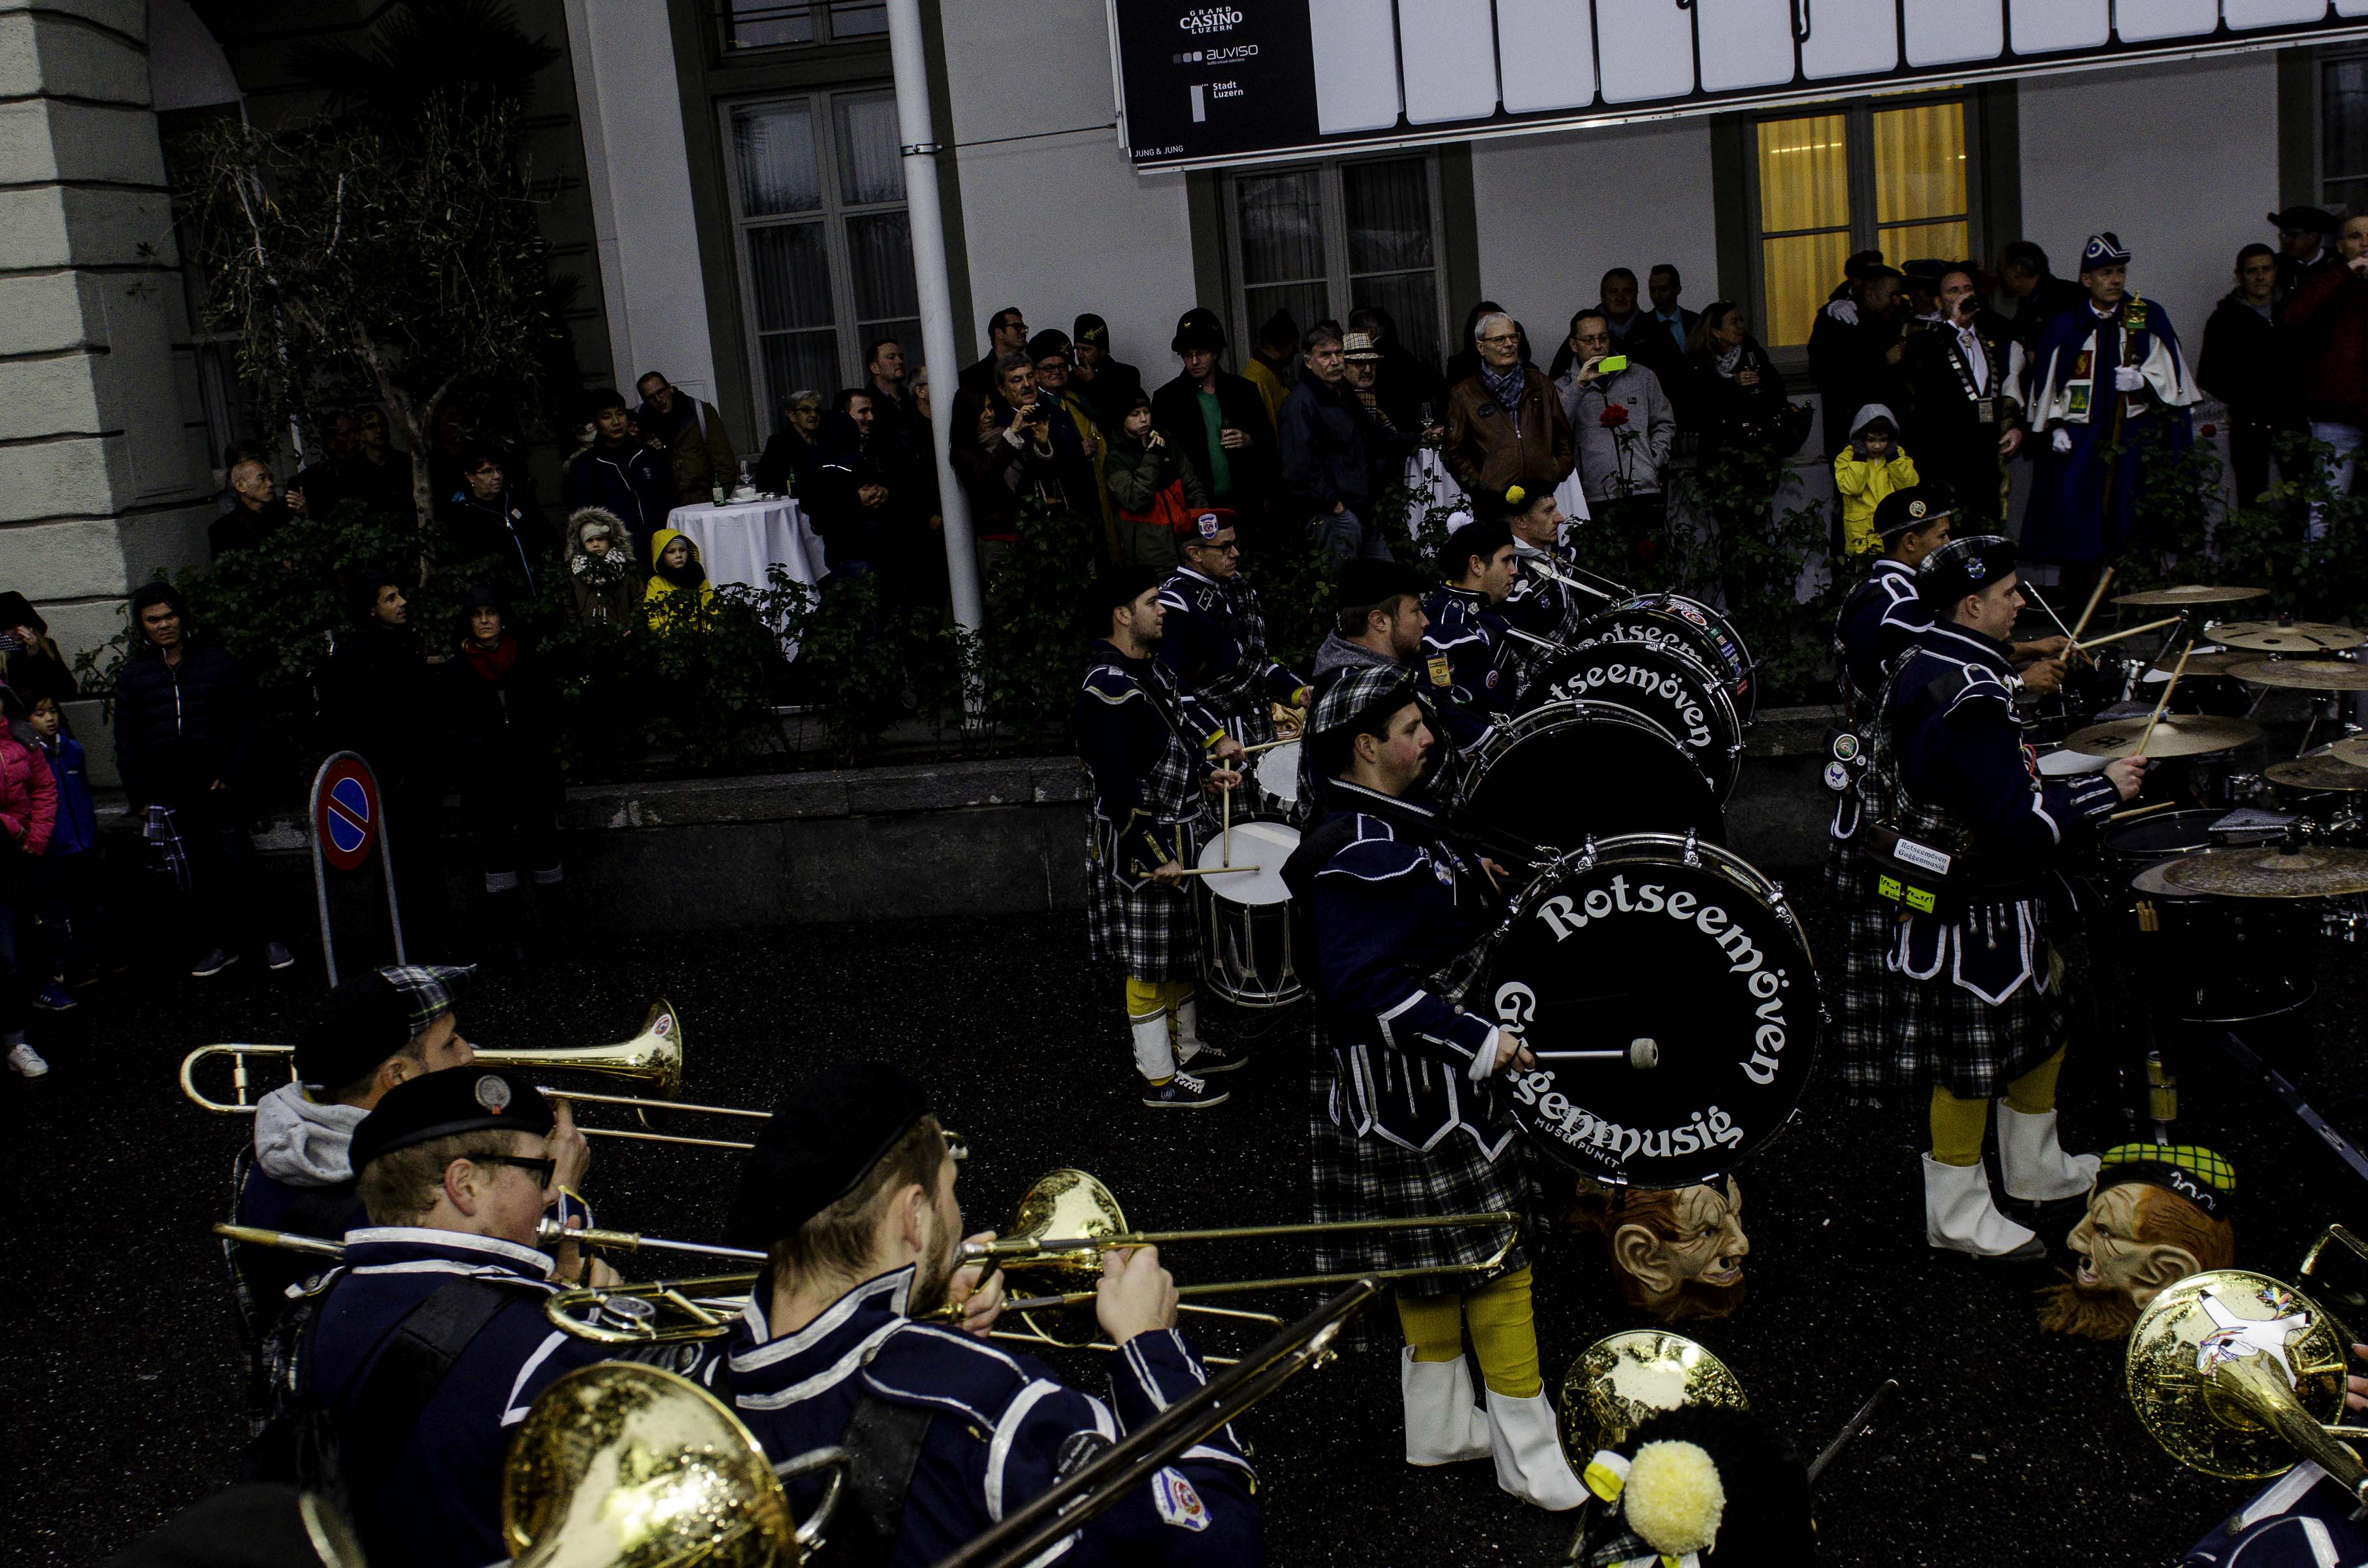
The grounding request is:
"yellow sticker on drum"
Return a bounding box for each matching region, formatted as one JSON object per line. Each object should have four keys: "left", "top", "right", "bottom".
{"left": 1427, "top": 656, "right": 1452, "bottom": 688}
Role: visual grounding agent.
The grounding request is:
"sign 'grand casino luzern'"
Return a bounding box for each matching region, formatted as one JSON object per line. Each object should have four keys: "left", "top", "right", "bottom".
{"left": 1109, "top": 1, "right": 2368, "bottom": 171}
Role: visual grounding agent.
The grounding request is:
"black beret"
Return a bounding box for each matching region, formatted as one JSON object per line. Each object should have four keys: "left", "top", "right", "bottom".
{"left": 1916, "top": 533, "right": 2018, "bottom": 610}
{"left": 1335, "top": 559, "right": 1430, "bottom": 612}
{"left": 1171, "top": 306, "right": 1227, "bottom": 353}
{"left": 1025, "top": 329, "right": 1072, "bottom": 363}
{"left": 1873, "top": 486, "right": 1950, "bottom": 540}
{"left": 1085, "top": 565, "right": 1162, "bottom": 621}
{"left": 1073, "top": 312, "right": 1110, "bottom": 344}
{"left": 349, "top": 1066, "right": 551, "bottom": 1174}
{"left": 725, "top": 1063, "right": 932, "bottom": 1249}
{"left": 293, "top": 966, "right": 472, "bottom": 1088}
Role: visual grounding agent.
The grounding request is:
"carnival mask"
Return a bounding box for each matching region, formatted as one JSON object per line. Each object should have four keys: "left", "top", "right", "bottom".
{"left": 1573, "top": 1177, "right": 1750, "bottom": 1322}
{"left": 2039, "top": 1178, "right": 2233, "bottom": 1339}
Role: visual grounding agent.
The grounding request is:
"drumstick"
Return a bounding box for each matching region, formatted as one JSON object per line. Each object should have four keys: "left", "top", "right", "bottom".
{"left": 1235, "top": 736, "right": 1298, "bottom": 755}
{"left": 2021, "top": 583, "right": 2090, "bottom": 665}
{"left": 2072, "top": 615, "right": 2180, "bottom": 653}
{"left": 2133, "top": 647, "right": 2190, "bottom": 760}
{"left": 1221, "top": 781, "right": 1232, "bottom": 868}
{"left": 2107, "top": 799, "right": 2180, "bottom": 823}
{"left": 2066, "top": 566, "right": 2116, "bottom": 645}
{"left": 1174, "top": 864, "right": 1260, "bottom": 878}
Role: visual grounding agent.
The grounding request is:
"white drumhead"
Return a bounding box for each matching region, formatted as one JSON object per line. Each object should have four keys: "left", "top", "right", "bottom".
{"left": 2037, "top": 745, "right": 2110, "bottom": 776}
{"left": 1196, "top": 819, "right": 1300, "bottom": 906}
{"left": 2143, "top": 645, "right": 2226, "bottom": 681}
{"left": 1256, "top": 739, "right": 1302, "bottom": 804}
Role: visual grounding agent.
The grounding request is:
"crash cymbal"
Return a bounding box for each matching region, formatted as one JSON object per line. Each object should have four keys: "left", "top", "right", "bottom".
{"left": 2265, "top": 753, "right": 2368, "bottom": 792}
{"left": 2228, "top": 658, "right": 2368, "bottom": 691}
{"left": 2209, "top": 620, "right": 2368, "bottom": 653}
{"left": 2158, "top": 845, "right": 2368, "bottom": 898}
{"left": 2111, "top": 584, "right": 2269, "bottom": 608}
{"left": 2331, "top": 734, "right": 2368, "bottom": 768}
{"left": 2141, "top": 649, "right": 2253, "bottom": 679}
{"left": 2062, "top": 714, "right": 2263, "bottom": 760}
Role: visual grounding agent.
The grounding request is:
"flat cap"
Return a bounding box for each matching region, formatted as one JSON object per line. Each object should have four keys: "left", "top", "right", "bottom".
{"left": 1915, "top": 533, "right": 2017, "bottom": 610}
{"left": 349, "top": 1066, "right": 551, "bottom": 1174}
{"left": 293, "top": 965, "right": 474, "bottom": 1089}
{"left": 725, "top": 1063, "right": 932, "bottom": 1249}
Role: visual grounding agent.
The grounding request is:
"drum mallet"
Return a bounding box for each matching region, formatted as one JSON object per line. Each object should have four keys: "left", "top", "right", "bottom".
{"left": 2022, "top": 581, "right": 2089, "bottom": 665}
{"left": 2071, "top": 615, "right": 2180, "bottom": 655}
{"left": 1532, "top": 1038, "right": 1661, "bottom": 1069}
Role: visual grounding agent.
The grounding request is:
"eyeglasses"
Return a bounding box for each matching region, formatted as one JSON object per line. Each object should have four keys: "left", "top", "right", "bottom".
{"left": 1477, "top": 333, "right": 1520, "bottom": 346}
{"left": 475, "top": 1154, "right": 558, "bottom": 1187}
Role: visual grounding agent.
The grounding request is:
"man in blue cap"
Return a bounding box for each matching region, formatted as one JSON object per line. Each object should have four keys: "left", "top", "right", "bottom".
{"left": 1869, "top": 534, "right": 2142, "bottom": 1260}
{"left": 271, "top": 1066, "right": 608, "bottom": 1567}
{"left": 711, "top": 1062, "right": 1260, "bottom": 1565}
{"left": 2024, "top": 233, "right": 2199, "bottom": 597}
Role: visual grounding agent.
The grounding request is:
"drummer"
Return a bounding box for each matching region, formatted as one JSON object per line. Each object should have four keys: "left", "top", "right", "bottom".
{"left": 1074, "top": 567, "right": 1247, "bottom": 1111}
{"left": 1872, "top": 534, "right": 2143, "bottom": 1260}
{"left": 1157, "top": 507, "right": 1311, "bottom": 774}
{"left": 1828, "top": 489, "right": 2067, "bottom": 1105}
{"left": 1494, "top": 485, "right": 1590, "bottom": 647}
{"left": 1280, "top": 668, "right": 1585, "bottom": 1511}
{"left": 1300, "top": 559, "right": 1475, "bottom": 814}
{"left": 1423, "top": 516, "right": 1522, "bottom": 724}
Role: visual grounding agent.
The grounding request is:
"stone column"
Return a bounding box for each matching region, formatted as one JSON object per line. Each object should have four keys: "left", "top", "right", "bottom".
{"left": 0, "top": 0, "right": 216, "bottom": 669}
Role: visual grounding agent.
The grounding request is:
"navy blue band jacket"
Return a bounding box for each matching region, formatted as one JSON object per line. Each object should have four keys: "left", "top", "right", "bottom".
{"left": 1155, "top": 567, "right": 1306, "bottom": 749}
{"left": 1076, "top": 640, "right": 1221, "bottom": 887}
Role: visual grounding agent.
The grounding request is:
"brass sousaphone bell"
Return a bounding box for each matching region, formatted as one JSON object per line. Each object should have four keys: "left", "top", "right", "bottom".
{"left": 1555, "top": 1329, "right": 1752, "bottom": 1469}
{"left": 2127, "top": 1225, "right": 2368, "bottom": 1501}
{"left": 502, "top": 1360, "right": 849, "bottom": 1567}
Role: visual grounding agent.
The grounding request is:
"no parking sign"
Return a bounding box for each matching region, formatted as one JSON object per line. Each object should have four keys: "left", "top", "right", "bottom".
{"left": 315, "top": 755, "right": 380, "bottom": 872}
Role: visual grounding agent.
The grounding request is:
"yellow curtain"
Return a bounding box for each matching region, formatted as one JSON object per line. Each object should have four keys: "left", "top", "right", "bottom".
{"left": 1878, "top": 220, "right": 1969, "bottom": 268}
{"left": 1757, "top": 113, "right": 1847, "bottom": 232}
{"left": 1762, "top": 231, "right": 1850, "bottom": 348}
{"left": 1872, "top": 104, "right": 1966, "bottom": 225}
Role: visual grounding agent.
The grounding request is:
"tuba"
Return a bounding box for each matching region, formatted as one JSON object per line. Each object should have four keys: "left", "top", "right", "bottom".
{"left": 502, "top": 1360, "right": 846, "bottom": 1567}
{"left": 2126, "top": 1224, "right": 2368, "bottom": 1501}
{"left": 1555, "top": 1328, "right": 1752, "bottom": 1470}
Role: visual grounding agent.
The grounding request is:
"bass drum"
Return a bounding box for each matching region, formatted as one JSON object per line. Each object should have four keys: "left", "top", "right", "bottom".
{"left": 1458, "top": 700, "right": 1722, "bottom": 851}
{"left": 1519, "top": 636, "right": 1744, "bottom": 802}
{"left": 1581, "top": 595, "right": 1757, "bottom": 723}
{"left": 1478, "top": 836, "right": 1819, "bottom": 1188}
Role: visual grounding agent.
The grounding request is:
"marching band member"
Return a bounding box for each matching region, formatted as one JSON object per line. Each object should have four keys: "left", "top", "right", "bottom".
{"left": 1075, "top": 567, "right": 1245, "bottom": 1109}
{"left": 1300, "top": 559, "right": 1453, "bottom": 813}
{"left": 1421, "top": 515, "right": 1522, "bottom": 723}
{"left": 271, "top": 1068, "right": 610, "bottom": 1566}
{"left": 233, "top": 965, "right": 481, "bottom": 1308}
{"left": 1282, "top": 669, "right": 1585, "bottom": 1511}
{"left": 1494, "top": 485, "right": 1590, "bottom": 647}
{"left": 1155, "top": 505, "right": 1310, "bottom": 762}
{"left": 715, "top": 1062, "right": 1260, "bottom": 1565}
{"left": 1873, "top": 536, "right": 2141, "bottom": 1260}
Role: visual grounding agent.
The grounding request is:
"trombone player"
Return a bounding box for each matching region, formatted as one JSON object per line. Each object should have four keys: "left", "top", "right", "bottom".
{"left": 706, "top": 1062, "right": 1262, "bottom": 1563}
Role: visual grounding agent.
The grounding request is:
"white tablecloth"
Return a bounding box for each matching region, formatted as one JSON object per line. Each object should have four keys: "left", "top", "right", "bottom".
{"left": 665, "top": 498, "right": 827, "bottom": 594}
{"left": 1402, "top": 449, "right": 1590, "bottom": 524}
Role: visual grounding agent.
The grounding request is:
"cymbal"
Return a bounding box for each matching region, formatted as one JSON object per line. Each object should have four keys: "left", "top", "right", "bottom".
{"left": 2229, "top": 658, "right": 2368, "bottom": 692}
{"left": 2331, "top": 735, "right": 2368, "bottom": 768}
{"left": 2209, "top": 620, "right": 2368, "bottom": 653}
{"left": 2112, "top": 584, "right": 2269, "bottom": 608}
{"left": 2141, "top": 650, "right": 2253, "bottom": 679}
{"left": 2159, "top": 845, "right": 2368, "bottom": 898}
{"left": 2266, "top": 753, "right": 2368, "bottom": 792}
{"left": 2062, "top": 714, "right": 2263, "bottom": 760}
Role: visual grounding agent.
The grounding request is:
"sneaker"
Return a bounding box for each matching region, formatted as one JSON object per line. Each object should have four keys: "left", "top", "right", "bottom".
{"left": 190, "top": 949, "right": 239, "bottom": 978}
{"left": 1178, "top": 1039, "right": 1246, "bottom": 1075}
{"left": 30, "top": 983, "right": 75, "bottom": 1013}
{"left": 1141, "top": 1070, "right": 1229, "bottom": 1109}
{"left": 265, "top": 941, "right": 295, "bottom": 972}
{"left": 7, "top": 1041, "right": 48, "bottom": 1077}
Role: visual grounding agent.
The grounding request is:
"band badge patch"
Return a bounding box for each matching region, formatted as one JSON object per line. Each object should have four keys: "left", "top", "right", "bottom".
{"left": 1823, "top": 759, "right": 1851, "bottom": 792}
{"left": 1427, "top": 655, "right": 1452, "bottom": 688}
{"left": 1483, "top": 668, "right": 1500, "bottom": 689}
{"left": 474, "top": 1074, "right": 512, "bottom": 1113}
{"left": 1192, "top": 511, "right": 1222, "bottom": 539}
{"left": 1151, "top": 1467, "right": 1211, "bottom": 1531}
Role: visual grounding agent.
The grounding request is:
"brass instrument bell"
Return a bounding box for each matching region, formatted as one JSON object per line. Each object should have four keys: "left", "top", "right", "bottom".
{"left": 1556, "top": 1330, "right": 1751, "bottom": 1470}
{"left": 502, "top": 1360, "right": 839, "bottom": 1567}
{"left": 998, "top": 1169, "right": 1129, "bottom": 1347}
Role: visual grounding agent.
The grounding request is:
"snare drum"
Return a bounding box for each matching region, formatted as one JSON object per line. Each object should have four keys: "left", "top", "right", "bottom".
{"left": 1479, "top": 834, "right": 1819, "bottom": 1187}
{"left": 1581, "top": 595, "right": 1757, "bottom": 723}
{"left": 1458, "top": 700, "right": 1722, "bottom": 851}
{"left": 1193, "top": 817, "right": 1304, "bottom": 1009}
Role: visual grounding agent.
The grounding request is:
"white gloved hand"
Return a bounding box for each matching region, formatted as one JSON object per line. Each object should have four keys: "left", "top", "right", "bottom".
{"left": 2052, "top": 427, "right": 2074, "bottom": 454}
{"left": 1824, "top": 300, "right": 1859, "bottom": 327}
{"left": 2113, "top": 365, "right": 2146, "bottom": 392}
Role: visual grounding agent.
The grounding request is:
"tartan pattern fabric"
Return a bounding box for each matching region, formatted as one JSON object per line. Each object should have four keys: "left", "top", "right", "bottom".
{"left": 1084, "top": 818, "right": 1201, "bottom": 980}
{"left": 1824, "top": 834, "right": 1894, "bottom": 1100}
{"left": 144, "top": 804, "right": 191, "bottom": 892}
{"left": 1883, "top": 907, "right": 2065, "bottom": 1100}
{"left": 1310, "top": 664, "right": 1417, "bottom": 739}
{"left": 1167, "top": 574, "right": 1285, "bottom": 749}
{"left": 2099, "top": 1142, "right": 2235, "bottom": 1195}
{"left": 1307, "top": 1034, "right": 1530, "bottom": 1300}
{"left": 378, "top": 965, "right": 478, "bottom": 1034}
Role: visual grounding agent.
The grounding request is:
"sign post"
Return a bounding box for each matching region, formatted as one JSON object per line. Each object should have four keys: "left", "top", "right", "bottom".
{"left": 308, "top": 751, "right": 404, "bottom": 985}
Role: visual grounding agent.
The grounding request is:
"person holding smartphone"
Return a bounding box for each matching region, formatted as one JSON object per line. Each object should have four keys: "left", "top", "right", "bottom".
{"left": 1555, "top": 308, "right": 1677, "bottom": 563}
{"left": 1899, "top": 265, "right": 2026, "bottom": 532}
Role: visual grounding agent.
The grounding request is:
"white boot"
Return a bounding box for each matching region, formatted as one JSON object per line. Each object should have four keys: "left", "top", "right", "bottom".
{"left": 1130, "top": 1008, "right": 1176, "bottom": 1082}
{"left": 1996, "top": 1104, "right": 2101, "bottom": 1202}
{"left": 1400, "top": 1348, "right": 1490, "bottom": 1465}
{"left": 1484, "top": 1388, "right": 1588, "bottom": 1510}
{"left": 1922, "top": 1154, "right": 2045, "bottom": 1260}
{"left": 1171, "top": 995, "right": 1243, "bottom": 1073}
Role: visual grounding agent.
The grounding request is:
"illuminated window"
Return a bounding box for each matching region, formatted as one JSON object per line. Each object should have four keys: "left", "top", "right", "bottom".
{"left": 1749, "top": 97, "right": 1974, "bottom": 350}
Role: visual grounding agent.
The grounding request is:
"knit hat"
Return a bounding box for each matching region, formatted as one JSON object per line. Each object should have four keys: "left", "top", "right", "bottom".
{"left": 1171, "top": 307, "right": 1228, "bottom": 354}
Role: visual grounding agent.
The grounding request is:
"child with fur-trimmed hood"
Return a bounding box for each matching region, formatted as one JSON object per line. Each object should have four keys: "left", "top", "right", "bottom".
{"left": 567, "top": 506, "right": 640, "bottom": 631}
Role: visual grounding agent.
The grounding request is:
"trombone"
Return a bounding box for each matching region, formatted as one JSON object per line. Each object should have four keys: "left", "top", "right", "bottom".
{"left": 178, "top": 999, "right": 776, "bottom": 1151}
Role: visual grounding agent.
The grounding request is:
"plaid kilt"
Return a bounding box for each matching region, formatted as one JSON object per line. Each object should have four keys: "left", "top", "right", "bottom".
{"left": 1308, "top": 1034, "right": 1531, "bottom": 1301}
{"left": 1824, "top": 833, "right": 1896, "bottom": 1101}
{"left": 1883, "top": 909, "right": 2066, "bottom": 1100}
{"left": 1084, "top": 817, "right": 1202, "bottom": 980}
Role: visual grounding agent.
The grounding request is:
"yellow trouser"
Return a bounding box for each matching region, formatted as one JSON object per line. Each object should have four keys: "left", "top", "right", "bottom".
{"left": 1930, "top": 1044, "right": 2068, "bottom": 1166}
{"left": 1394, "top": 1266, "right": 1541, "bottom": 1398}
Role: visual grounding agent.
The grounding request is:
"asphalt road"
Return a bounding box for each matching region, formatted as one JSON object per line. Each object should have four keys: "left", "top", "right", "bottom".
{"left": 5, "top": 866, "right": 2360, "bottom": 1566}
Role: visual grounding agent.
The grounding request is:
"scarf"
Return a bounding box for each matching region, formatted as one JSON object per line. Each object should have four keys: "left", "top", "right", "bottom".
{"left": 1714, "top": 344, "right": 1745, "bottom": 378}
{"left": 1479, "top": 362, "right": 1526, "bottom": 412}
{"left": 462, "top": 633, "right": 518, "bottom": 683}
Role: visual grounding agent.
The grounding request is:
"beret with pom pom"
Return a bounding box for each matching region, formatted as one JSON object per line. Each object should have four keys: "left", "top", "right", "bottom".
{"left": 1624, "top": 1438, "right": 1726, "bottom": 1556}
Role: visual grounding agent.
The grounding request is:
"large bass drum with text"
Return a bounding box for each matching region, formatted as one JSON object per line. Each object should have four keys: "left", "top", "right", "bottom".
{"left": 1517, "top": 634, "right": 1745, "bottom": 802}
{"left": 1476, "top": 835, "right": 1819, "bottom": 1188}
{"left": 1580, "top": 594, "right": 1756, "bottom": 723}
{"left": 1456, "top": 700, "right": 1722, "bottom": 849}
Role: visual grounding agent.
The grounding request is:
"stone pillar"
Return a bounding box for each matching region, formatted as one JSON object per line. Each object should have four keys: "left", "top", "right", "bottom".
{"left": 0, "top": 0, "right": 216, "bottom": 669}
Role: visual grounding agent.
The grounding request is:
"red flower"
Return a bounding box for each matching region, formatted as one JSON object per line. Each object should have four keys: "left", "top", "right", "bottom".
{"left": 1599, "top": 404, "right": 1630, "bottom": 430}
